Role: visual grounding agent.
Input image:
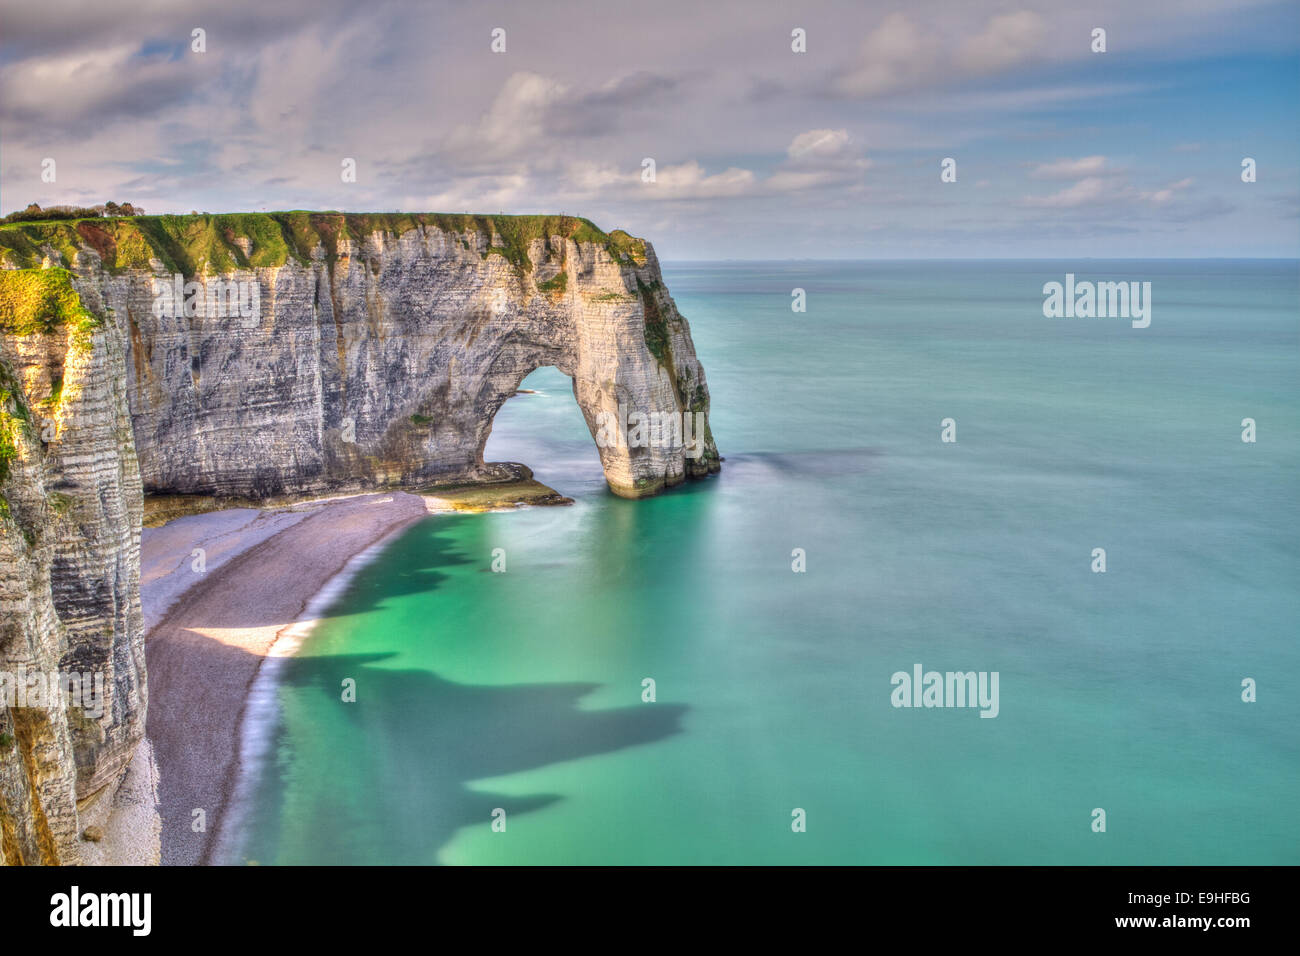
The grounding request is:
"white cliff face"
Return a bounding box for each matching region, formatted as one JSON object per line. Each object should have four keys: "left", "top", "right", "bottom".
{"left": 0, "top": 418, "right": 84, "bottom": 865}
{"left": 63, "top": 218, "right": 719, "bottom": 500}
{"left": 1, "top": 306, "right": 142, "bottom": 864}
{"left": 0, "top": 213, "right": 720, "bottom": 864}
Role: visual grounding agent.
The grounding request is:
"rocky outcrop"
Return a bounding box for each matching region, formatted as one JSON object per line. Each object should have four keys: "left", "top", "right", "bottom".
{"left": 0, "top": 212, "right": 719, "bottom": 864}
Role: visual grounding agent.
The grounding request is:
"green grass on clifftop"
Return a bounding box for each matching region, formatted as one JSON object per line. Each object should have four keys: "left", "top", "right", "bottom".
{"left": 0, "top": 212, "right": 649, "bottom": 276}
{"left": 0, "top": 267, "right": 102, "bottom": 350}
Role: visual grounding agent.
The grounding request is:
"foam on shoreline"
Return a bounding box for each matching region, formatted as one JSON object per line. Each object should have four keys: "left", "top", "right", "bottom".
{"left": 142, "top": 482, "right": 567, "bottom": 866}
{"left": 210, "top": 513, "right": 425, "bottom": 865}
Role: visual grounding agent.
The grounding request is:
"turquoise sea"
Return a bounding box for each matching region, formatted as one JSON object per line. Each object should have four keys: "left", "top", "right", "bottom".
{"left": 222, "top": 260, "right": 1300, "bottom": 865}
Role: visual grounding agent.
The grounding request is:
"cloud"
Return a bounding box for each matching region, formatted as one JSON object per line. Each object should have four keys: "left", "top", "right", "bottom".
{"left": 430, "top": 126, "right": 871, "bottom": 208}
{"left": 1024, "top": 174, "right": 1205, "bottom": 214}
{"left": 832, "top": 9, "right": 1046, "bottom": 99}
{"left": 833, "top": 13, "right": 940, "bottom": 97}
{"left": 442, "top": 69, "right": 685, "bottom": 169}
{"left": 1138, "top": 177, "right": 1194, "bottom": 203}
{"left": 1030, "top": 156, "right": 1111, "bottom": 179}
{"left": 647, "top": 161, "right": 758, "bottom": 199}
{"left": 1025, "top": 176, "right": 1111, "bottom": 208}
{"left": 0, "top": 0, "right": 1287, "bottom": 257}
{"left": 768, "top": 128, "right": 870, "bottom": 191}
{"left": 957, "top": 11, "right": 1047, "bottom": 74}
{"left": 787, "top": 128, "right": 850, "bottom": 160}
{"left": 443, "top": 72, "right": 572, "bottom": 165}
{"left": 0, "top": 43, "right": 209, "bottom": 131}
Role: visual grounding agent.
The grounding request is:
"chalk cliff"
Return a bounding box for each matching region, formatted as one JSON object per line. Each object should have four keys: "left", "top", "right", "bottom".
{"left": 4, "top": 213, "right": 719, "bottom": 499}
{"left": 0, "top": 275, "right": 143, "bottom": 864}
{"left": 0, "top": 212, "right": 719, "bottom": 863}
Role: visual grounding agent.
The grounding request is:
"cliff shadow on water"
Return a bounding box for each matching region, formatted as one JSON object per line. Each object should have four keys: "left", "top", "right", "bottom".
{"left": 143, "top": 513, "right": 689, "bottom": 865}
{"left": 218, "top": 646, "right": 688, "bottom": 865}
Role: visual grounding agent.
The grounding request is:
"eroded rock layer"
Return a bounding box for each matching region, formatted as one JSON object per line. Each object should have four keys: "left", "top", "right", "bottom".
{"left": 0, "top": 213, "right": 719, "bottom": 864}
{"left": 1, "top": 302, "right": 142, "bottom": 864}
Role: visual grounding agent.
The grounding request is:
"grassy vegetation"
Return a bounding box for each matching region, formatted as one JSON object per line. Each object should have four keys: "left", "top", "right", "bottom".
{"left": 0, "top": 422, "right": 17, "bottom": 517}
{"left": 0, "top": 275, "right": 90, "bottom": 520}
{"left": 0, "top": 268, "right": 102, "bottom": 350}
{"left": 409, "top": 413, "right": 433, "bottom": 426}
{"left": 0, "top": 212, "right": 648, "bottom": 276}
{"left": 636, "top": 277, "right": 671, "bottom": 367}
{"left": 39, "top": 372, "right": 63, "bottom": 411}
{"left": 536, "top": 271, "right": 568, "bottom": 294}
{"left": 602, "top": 229, "right": 647, "bottom": 265}
{"left": 0, "top": 364, "right": 32, "bottom": 521}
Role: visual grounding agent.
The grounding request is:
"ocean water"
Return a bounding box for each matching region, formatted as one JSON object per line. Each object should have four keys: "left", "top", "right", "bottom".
{"left": 222, "top": 260, "right": 1300, "bottom": 865}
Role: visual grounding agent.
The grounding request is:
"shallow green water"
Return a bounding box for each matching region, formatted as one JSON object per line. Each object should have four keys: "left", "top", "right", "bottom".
{"left": 225, "top": 261, "right": 1300, "bottom": 865}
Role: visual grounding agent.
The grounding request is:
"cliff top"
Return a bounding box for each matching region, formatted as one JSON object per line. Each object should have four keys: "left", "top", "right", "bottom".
{"left": 0, "top": 212, "right": 648, "bottom": 276}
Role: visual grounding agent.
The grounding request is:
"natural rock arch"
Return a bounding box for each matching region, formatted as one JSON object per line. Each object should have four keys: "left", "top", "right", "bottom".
{"left": 94, "top": 223, "right": 719, "bottom": 500}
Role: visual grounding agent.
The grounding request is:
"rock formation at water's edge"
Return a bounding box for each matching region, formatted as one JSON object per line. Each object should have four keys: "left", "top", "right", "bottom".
{"left": 0, "top": 212, "right": 719, "bottom": 863}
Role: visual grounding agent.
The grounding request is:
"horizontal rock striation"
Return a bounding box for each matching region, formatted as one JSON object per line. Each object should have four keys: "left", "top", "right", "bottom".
{"left": 3, "top": 213, "right": 720, "bottom": 500}
{"left": 0, "top": 212, "right": 719, "bottom": 864}
{"left": 0, "top": 292, "right": 143, "bottom": 864}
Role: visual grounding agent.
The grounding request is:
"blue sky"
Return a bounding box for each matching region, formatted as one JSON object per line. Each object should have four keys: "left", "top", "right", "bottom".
{"left": 2, "top": 0, "right": 1297, "bottom": 258}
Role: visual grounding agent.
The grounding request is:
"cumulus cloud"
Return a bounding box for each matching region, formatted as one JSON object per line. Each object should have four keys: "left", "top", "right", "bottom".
{"left": 767, "top": 128, "right": 870, "bottom": 192}
{"left": 787, "top": 128, "right": 850, "bottom": 160}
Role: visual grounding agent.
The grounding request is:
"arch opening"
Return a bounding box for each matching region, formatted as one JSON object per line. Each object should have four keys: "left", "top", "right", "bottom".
{"left": 482, "top": 366, "right": 607, "bottom": 498}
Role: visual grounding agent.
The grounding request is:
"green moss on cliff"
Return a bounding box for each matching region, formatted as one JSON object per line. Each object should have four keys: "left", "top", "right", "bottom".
{"left": 537, "top": 271, "right": 567, "bottom": 294}
{"left": 0, "top": 212, "right": 648, "bottom": 276}
{"left": 636, "top": 277, "right": 671, "bottom": 367}
{"left": 39, "top": 372, "right": 63, "bottom": 411}
{"left": 0, "top": 421, "right": 17, "bottom": 505}
{"left": 0, "top": 364, "right": 33, "bottom": 519}
{"left": 0, "top": 268, "right": 101, "bottom": 350}
{"left": 603, "top": 229, "right": 647, "bottom": 266}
